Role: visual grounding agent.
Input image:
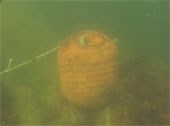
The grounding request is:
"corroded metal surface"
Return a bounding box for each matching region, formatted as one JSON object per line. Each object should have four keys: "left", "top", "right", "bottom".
{"left": 58, "top": 31, "right": 119, "bottom": 109}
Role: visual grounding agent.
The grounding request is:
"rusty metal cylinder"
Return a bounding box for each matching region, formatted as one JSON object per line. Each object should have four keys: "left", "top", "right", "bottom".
{"left": 58, "top": 30, "right": 119, "bottom": 109}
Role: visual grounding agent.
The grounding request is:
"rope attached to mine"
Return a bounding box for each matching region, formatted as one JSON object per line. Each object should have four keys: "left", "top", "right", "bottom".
{"left": 0, "top": 46, "right": 59, "bottom": 75}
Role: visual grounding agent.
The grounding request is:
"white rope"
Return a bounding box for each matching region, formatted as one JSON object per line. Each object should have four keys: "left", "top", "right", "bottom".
{"left": 0, "top": 46, "right": 59, "bottom": 75}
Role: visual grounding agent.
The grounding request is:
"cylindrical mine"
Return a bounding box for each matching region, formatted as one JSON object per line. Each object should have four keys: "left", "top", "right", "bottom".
{"left": 58, "top": 30, "right": 119, "bottom": 109}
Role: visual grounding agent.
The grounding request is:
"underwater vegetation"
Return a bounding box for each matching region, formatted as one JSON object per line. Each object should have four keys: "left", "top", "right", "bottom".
{"left": 112, "top": 56, "right": 170, "bottom": 125}
{"left": 1, "top": 56, "right": 169, "bottom": 125}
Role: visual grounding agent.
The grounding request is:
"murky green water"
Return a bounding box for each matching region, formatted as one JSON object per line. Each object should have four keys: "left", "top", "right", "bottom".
{"left": 1, "top": 1, "right": 169, "bottom": 125}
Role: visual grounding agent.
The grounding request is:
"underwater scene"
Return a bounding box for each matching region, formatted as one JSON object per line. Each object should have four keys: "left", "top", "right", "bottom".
{"left": 1, "top": 1, "right": 170, "bottom": 125}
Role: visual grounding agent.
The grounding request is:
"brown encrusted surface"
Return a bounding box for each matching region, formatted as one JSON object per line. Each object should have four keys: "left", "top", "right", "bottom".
{"left": 58, "top": 31, "right": 119, "bottom": 109}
